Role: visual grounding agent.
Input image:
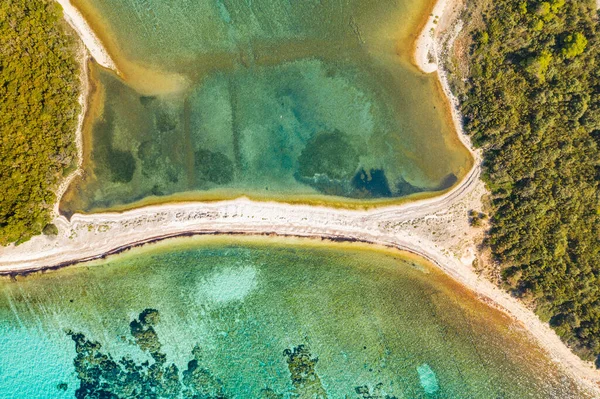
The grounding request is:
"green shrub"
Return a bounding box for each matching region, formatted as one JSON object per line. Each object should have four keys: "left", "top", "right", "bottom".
{"left": 42, "top": 223, "right": 59, "bottom": 236}
{"left": 561, "top": 32, "right": 588, "bottom": 59}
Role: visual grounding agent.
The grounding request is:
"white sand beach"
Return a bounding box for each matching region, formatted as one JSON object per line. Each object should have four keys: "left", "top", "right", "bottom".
{"left": 413, "top": 0, "right": 457, "bottom": 73}
{"left": 55, "top": 0, "right": 117, "bottom": 71}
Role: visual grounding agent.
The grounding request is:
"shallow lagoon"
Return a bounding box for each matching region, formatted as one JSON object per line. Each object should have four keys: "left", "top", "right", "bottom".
{"left": 60, "top": 0, "right": 472, "bottom": 213}
{"left": 0, "top": 237, "right": 586, "bottom": 398}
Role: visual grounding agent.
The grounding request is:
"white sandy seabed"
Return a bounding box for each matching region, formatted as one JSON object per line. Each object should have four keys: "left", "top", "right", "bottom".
{"left": 1, "top": 0, "right": 600, "bottom": 395}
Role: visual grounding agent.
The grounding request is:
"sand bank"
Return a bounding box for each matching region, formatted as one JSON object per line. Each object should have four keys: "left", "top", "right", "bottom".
{"left": 414, "top": 0, "right": 450, "bottom": 73}
{"left": 56, "top": 0, "right": 117, "bottom": 71}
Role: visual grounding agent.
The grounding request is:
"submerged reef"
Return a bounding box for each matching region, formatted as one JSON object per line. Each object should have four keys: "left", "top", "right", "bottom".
{"left": 67, "top": 309, "right": 398, "bottom": 398}
{"left": 283, "top": 344, "right": 327, "bottom": 399}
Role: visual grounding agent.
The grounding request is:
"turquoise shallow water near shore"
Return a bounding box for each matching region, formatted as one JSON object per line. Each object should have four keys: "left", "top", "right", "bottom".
{"left": 0, "top": 238, "right": 586, "bottom": 398}
{"left": 60, "top": 0, "right": 471, "bottom": 213}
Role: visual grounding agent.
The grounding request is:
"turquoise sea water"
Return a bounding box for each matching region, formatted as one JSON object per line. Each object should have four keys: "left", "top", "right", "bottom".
{"left": 0, "top": 238, "right": 586, "bottom": 398}
{"left": 60, "top": 0, "right": 471, "bottom": 213}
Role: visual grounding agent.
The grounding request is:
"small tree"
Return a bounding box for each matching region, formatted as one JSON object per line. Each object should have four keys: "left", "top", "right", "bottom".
{"left": 562, "top": 32, "right": 587, "bottom": 59}
{"left": 524, "top": 50, "right": 553, "bottom": 81}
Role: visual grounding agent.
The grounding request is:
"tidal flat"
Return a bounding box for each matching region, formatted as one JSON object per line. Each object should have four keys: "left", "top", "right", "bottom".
{"left": 60, "top": 0, "right": 472, "bottom": 214}
{"left": 0, "top": 237, "right": 587, "bottom": 398}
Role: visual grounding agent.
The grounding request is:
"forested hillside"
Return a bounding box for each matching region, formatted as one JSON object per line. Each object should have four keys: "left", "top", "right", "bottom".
{"left": 0, "top": 0, "right": 80, "bottom": 245}
{"left": 454, "top": 0, "right": 600, "bottom": 363}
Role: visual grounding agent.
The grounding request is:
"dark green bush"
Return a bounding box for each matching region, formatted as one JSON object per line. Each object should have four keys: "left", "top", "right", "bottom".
{"left": 42, "top": 223, "right": 59, "bottom": 236}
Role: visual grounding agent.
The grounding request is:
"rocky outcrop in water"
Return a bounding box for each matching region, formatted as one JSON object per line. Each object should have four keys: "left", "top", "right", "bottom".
{"left": 68, "top": 308, "right": 397, "bottom": 398}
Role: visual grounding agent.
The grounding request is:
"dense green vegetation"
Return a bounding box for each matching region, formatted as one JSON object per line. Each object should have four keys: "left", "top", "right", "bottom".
{"left": 0, "top": 0, "right": 80, "bottom": 245}
{"left": 455, "top": 0, "right": 600, "bottom": 363}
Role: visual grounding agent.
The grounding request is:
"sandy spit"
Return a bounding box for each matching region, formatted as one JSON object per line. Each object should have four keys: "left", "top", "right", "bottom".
{"left": 2, "top": 0, "right": 599, "bottom": 395}
{"left": 55, "top": 0, "right": 117, "bottom": 71}
{"left": 413, "top": 0, "right": 451, "bottom": 73}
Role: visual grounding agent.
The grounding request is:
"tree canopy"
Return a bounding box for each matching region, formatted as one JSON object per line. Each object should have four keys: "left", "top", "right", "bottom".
{"left": 0, "top": 0, "right": 81, "bottom": 245}
{"left": 454, "top": 0, "right": 600, "bottom": 363}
